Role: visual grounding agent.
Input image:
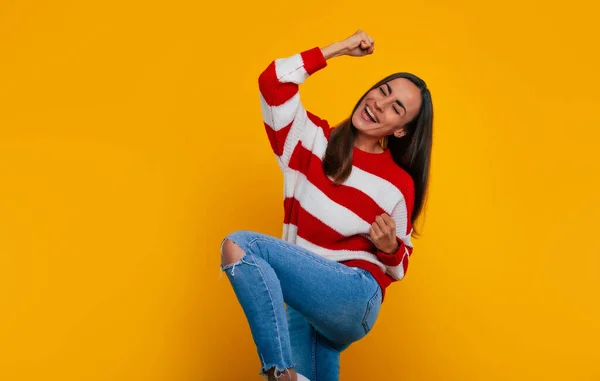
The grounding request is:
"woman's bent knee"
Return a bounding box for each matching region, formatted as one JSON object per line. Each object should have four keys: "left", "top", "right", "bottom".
{"left": 221, "top": 239, "right": 245, "bottom": 266}
{"left": 220, "top": 230, "right": 255, "bottom": 266}
{"left": 220, "top": 230, "right": 271, "bottom": 269}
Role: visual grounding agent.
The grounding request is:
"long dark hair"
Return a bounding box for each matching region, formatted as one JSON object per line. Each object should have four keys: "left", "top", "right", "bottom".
{"left": 322, "top": 73, "right": 433, "bottom": 235}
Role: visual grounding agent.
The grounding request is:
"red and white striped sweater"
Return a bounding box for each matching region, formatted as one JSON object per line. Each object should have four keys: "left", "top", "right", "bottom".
{"left": 259, "top": 47, "right": 415, "bottom": 298}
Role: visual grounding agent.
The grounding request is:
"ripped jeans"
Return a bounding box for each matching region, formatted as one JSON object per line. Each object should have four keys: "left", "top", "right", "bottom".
{"left": 220, "top": 230, "right": 382, "bottom": 380}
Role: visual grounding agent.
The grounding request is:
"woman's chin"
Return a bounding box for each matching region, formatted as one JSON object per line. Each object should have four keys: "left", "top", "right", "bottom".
{"left": 352, "top": 116, "right": 368, "bottom": 131}
{"left": 352, "top": 118, "right": 376, "bottom": 133}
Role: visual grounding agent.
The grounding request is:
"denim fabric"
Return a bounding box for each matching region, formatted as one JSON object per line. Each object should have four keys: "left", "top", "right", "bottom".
{"left": 220, "top": 230, "right": 382, "bottom": 380}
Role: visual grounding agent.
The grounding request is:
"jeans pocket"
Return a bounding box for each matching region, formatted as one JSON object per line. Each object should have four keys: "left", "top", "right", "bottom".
{"left": 361, "top": 286, "right": 382, "bottom": 334}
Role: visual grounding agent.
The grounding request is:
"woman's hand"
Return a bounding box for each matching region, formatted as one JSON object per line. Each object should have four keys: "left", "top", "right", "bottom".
{"left": 369, "top": 213, "right": 399, "bottom": 254}
{"left": 321, "top": 30, "right": 375, "bottom": 60}
{"left": 341, "top": 30, "right": 375, "bottom": 57}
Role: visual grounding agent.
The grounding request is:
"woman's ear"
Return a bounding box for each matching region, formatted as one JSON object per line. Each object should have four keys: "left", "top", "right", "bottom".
{"left": 394, "top": 128, "right": 406, "bottom": 138}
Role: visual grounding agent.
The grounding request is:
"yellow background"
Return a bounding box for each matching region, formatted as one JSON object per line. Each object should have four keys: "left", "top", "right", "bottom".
{"left": 1, "top": 0, "right": 599, "bottom": 380}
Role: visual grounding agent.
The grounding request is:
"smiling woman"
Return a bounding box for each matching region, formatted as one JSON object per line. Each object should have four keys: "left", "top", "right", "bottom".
{"left": 324, "top": 71, "right": 433, "bottom": 227}
{"left": 219, "top": 29, "right": 434, "bottom": 381}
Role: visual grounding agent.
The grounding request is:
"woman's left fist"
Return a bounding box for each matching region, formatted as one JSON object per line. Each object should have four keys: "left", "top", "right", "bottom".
{"left": 369, "top": 213, "right": 399, "bottom": 254}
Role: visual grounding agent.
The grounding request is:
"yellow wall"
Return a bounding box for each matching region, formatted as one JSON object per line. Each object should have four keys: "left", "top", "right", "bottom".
{"left": 1, "top": 1, "right": 599, "bottom": 380}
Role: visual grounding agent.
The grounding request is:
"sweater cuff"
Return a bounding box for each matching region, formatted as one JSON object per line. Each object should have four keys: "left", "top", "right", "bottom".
{"left": 376, "top": 237, "right": 403, "bottom": 267}
{"left": 300, "top": 47, "right": 328, "bottom": 75}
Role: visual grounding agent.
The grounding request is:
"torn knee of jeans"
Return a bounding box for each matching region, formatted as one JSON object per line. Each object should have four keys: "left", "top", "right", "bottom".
{"left": 219, "top": 237, "right": 248, "bottom": 276}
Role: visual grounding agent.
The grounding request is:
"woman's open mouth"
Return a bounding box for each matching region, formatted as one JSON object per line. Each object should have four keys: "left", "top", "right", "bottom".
{"left": 361, "top": 105, "right": 378, "bottom": 123}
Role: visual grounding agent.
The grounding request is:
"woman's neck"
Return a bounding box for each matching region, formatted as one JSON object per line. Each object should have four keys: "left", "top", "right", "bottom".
{"left": 354, "top": 134, "right": 385, "bottom": 154}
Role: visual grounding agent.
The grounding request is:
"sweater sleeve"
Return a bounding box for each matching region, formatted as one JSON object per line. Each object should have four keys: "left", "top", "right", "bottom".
{"left": 258, "top": 47, "right": 330, "bottom": 171}
{"left": 376, "top": 197, "right": 414, "bottom": 280}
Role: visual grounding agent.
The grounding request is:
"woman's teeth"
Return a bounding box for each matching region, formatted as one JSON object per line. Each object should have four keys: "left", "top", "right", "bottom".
{"left": 366, "top": 106, "right": 377, "bottom": 122}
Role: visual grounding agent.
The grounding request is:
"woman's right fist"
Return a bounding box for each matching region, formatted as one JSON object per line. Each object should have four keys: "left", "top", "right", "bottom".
{"left": 341, "top": 30, "right": 375, "bottom": 57}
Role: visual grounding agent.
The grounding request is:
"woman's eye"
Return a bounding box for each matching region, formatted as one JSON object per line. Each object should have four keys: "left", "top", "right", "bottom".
{"left": 380, "top": 86, "right": 400, "bottom": 115}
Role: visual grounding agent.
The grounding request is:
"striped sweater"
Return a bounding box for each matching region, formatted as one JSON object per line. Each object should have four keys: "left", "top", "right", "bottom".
{"left": 258, "top": 47, "right": 415, "bottom": 298}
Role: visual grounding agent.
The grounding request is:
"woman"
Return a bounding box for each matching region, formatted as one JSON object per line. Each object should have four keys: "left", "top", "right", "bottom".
{"left": 220, "top": 30, "right": 433, "bottom": 381}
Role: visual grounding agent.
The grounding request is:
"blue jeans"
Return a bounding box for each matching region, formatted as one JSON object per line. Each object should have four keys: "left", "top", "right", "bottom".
{"left": 220, "top": 230, "right": 382, "bottom": 380}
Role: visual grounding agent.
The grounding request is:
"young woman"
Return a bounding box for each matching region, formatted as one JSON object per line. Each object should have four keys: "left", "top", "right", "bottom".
{"left": 220, "top": 30, "right": 433, "bottom": 381}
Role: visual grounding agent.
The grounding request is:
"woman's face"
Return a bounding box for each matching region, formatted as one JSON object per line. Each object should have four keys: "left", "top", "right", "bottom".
{"left": 351, "top": 77, "right": 422, "bottom": 139}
